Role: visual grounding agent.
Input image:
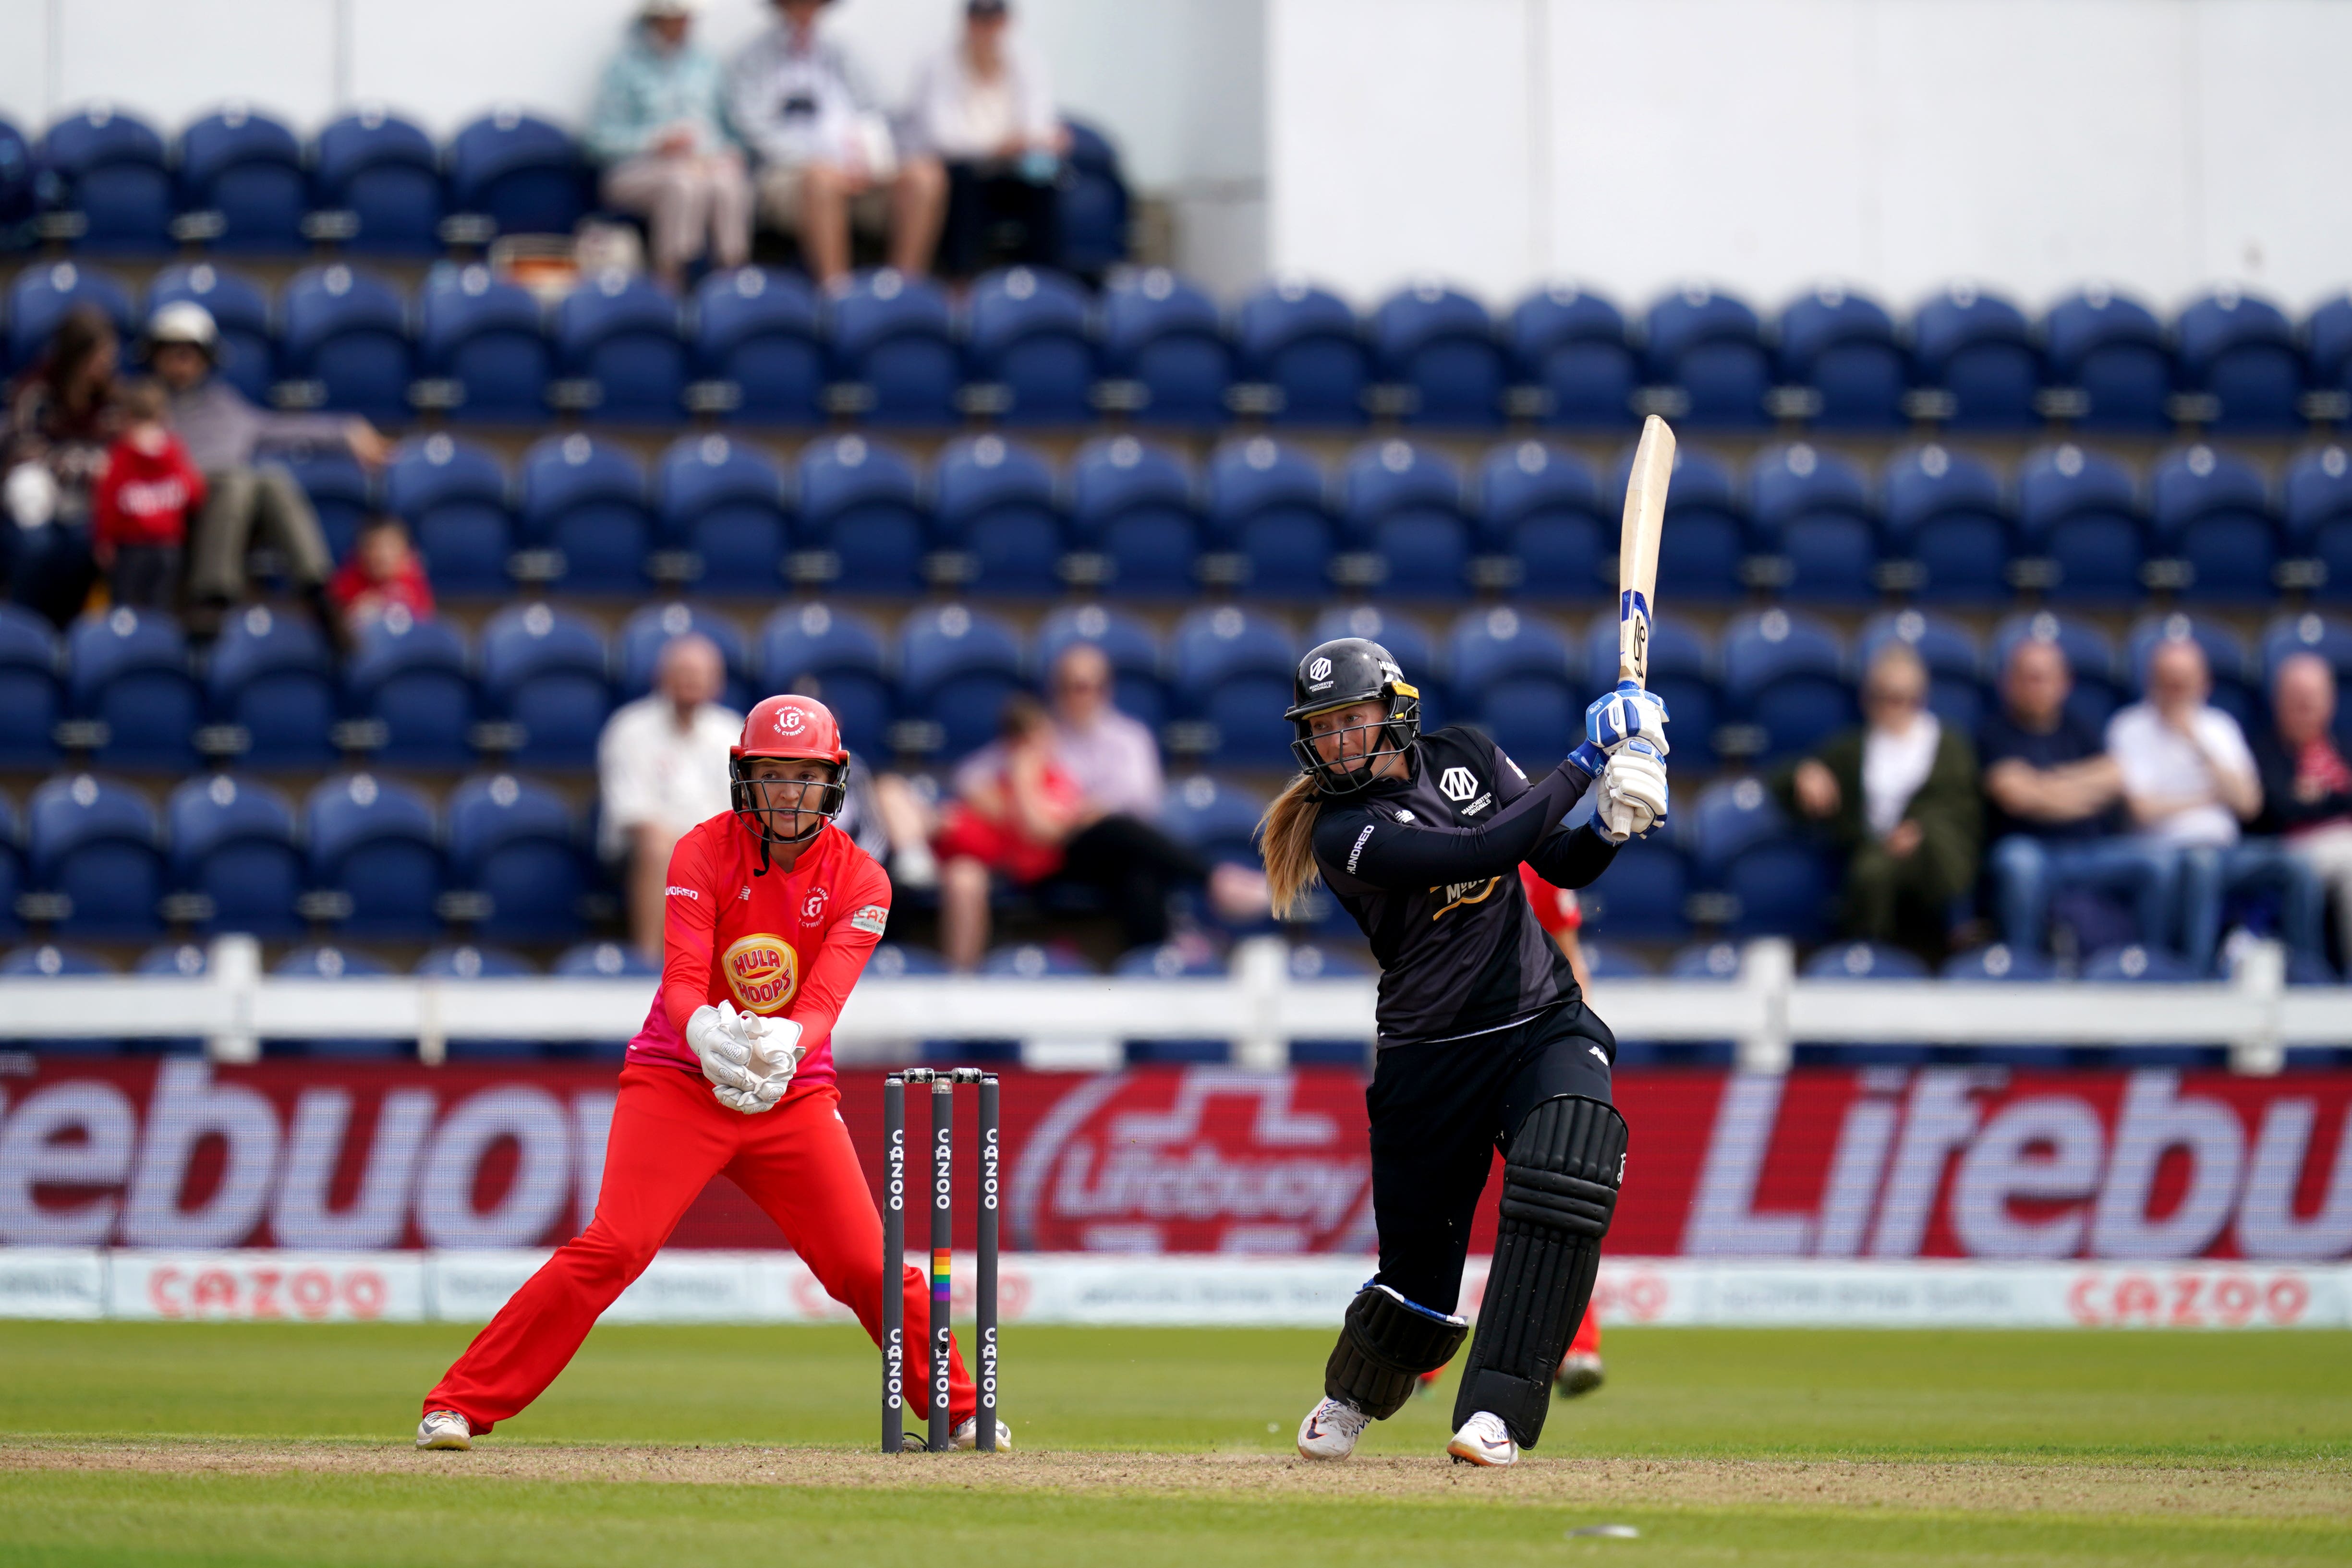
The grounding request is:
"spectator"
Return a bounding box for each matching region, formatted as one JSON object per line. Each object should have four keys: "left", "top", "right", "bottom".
{"left": 908, "top": 0, "right": 1067, "bottom": 277}
{"left": 587, "top": 0, "right": 751, "bottom": 292}
{"left": 327, "top": 516, "right": 435, "bottom": 635}
{"left": 91, "top": 378, "right": 204, "bottom": 611}
{"left": 1777, "top": 642, "right": 1979, "bottom": 960}
{"left": 0, "top": 304, "right": 120, "bottom": 625}
{"left": 1980, "top": 636, "right": 2171, "bottom": 956}
{"left": 727, "top": 0, "right": 947, "bottom": 283}
{"left": 596, "top": 633, "right": 743, "bottom": 958}
{"left": 144, "top": 302, "right": 391, "bottom": 642}
{"left": 934, "top": 693, "right": 1085, "bottom": 969}
{"left": 2256, "top": 653, "right": 2352, "bottom": 973}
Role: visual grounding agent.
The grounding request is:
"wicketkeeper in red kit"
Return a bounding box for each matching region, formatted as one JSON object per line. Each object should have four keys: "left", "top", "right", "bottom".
{"left": 417, "top": 694, "right": 1000, "bottom": 1451}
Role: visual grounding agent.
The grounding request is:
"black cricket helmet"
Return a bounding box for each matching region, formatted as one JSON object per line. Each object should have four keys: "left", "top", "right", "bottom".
{"left": 1284, "top": 637, "right": 1420, "bottom": 794}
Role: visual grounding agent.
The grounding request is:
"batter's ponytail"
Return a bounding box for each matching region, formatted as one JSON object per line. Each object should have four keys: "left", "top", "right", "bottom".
{"left": 1258, "top": 772, "right": 1324, "bottom": 920}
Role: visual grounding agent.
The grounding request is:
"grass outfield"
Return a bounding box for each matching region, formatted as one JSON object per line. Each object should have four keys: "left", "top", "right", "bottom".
{"left": 0, "top": 1321, "right": 2344, "bottom": 1565}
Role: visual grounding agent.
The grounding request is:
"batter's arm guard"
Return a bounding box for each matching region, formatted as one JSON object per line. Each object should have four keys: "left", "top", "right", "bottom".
{"left": 1324, "top": 1282, "right": 1469, "bottom": 1420}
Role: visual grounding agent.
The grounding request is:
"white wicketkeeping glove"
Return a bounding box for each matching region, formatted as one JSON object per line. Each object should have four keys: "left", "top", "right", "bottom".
{"left": 711, "top": 1012, "right": 807, "bottom": 1116}
{"left": 687, "top": 1001, "right": 762, "bottom": 1095}
{"left": 1596, "top": 740, "right": 1669, "bottom": 842}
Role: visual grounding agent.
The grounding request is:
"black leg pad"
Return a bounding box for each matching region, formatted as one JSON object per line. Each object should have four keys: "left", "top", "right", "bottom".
{"left": 1452, "top": 1095, "right": 1627, "bottom": 1448}
{"left": 1324, "top": 1282, "right": 1469, "bottom": 1420}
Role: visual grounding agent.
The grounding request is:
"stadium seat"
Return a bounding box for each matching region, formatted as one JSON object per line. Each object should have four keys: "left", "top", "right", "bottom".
{"left": 146, "top": 262, "right": 273, "bottom": 402}
{"left": 691, "top": 267, "right": 822, "bottom": 423}
{"left": 1748, "top": 442, "right": 1877, "bottom": 601}
{"left": 2311, "top": 295, "right": 2352, "bottom": 402}
{"left": 2044, "top": 286, "right": 2172, "bottom": 431}
{"left": 1056, "top": 118, "right": 1131, "bottom": 276}
{"left": 1339, "top": 440, "right": 1468, "bottom": 601}
{"left": 1203, "top": 436, "right": 1334, "bottom": 595}
{"left": 417, "top": 942, "right": 550, "bottom": 1058}
{"left": 2126, "top": 612, "right": 2257, "bottom": 734}
{"left": 7, "top": 260, "right": 134, "bottom": 368}
{"left": 1721, "top": 607, "right": 1852, "bottom": 762}
{"left": 1943, "top": 942, "right": 2058, "bottom": 982}
{"left": 1990, "top": 610, "right": 2123, "bottom": 732}
{"left": 1506, "top": 283, "right": 1636, "bottom": 428}
{"left": 797, "top": 433, "right": 927, "bottom": 594}
{"left": 829, "top": 268, "right": 958, "bottom": 424}
{"left": 416, "top": 264, "right": 551, "bottom": 422}
{"left": 480, "top": 602, "right": 612, "bottom": 769}
{"left": 0, "top": 793, "right": 19, "bottom": 943}
{"left": 313, "top": 107, "right": 443, "bottom": 255}
{"left": 1447, "top": 606, "right": 1574, "bottom": 768}
{"left": 617, "top": 600, "right": 751, "bottom": 709}
{"left": 447, "top": 109, "right": 585, "bottom": 237}
{"left": 272, "top": 942, "right": 403, "bottom": 1058}
{"left": 1478, "top": 440, "right": 1606, "bottom": 601}
{"left": 0, "top": 117, "right": 28, "bottom": 244}
{"left": 2149, "top": 443, "right": 2278, "bottom": 602}
{"left": 206, "top": 603, "right": 336, "bottom": 768}
{"left": 2016, "top": 442, "right": 2146, "bottom": 602}
{"left": 1630, "top": 442, "right": 1746, "bottom": 600}
{"left": 2285, "top": 443, "right": 2352, "bottom": 603}
{"left": 277, "top": 447, "right": 373, "bottom": 563}
{"left": 0, "top": 942, "right": 118, "bottom": 1052}
{"left": 982, "top": 942, "right": 1095, "bottom": 977}
{"left": 1068, "top": 435, "right": 1198, "bottom": 596}
{"left": 28, "top": 772, "right": 163, "bottom": 937}
{"left": 280, "top": 263, "right": 412, "bottom": 420}
{"left": 555, "top": 940, "right": 659, "bottom": 978}
{"left": 177, "top": 106, "right": 305, "bottom": 252}
{"left": 1577, "top": 837, "right": 1690, "bottom": 941}
{"left": 761, "top": 602, "right": 891, "bottom": 759}
{"left": 2176, "top": 287, "right": 2303, "bottom": 432}
{"left": 1034, "top": 603, "right": 1165, "bottom": 729}
{"left": 1370, "top": 279, "right": 1503, "bottom": 427}
{"left": 518, "top": 433, "right": 653, "bottom": 592}
{"left": 656, "top": 434, "right": 788, "bottom": 596}
{"left": 1234, "top": 278, "right": 1367, "bottom": 426}
{"left": 865, "top": 941, "right": 949, "bottom": 979}
{"left": 307, "top": 772, "right": 443, "bottom": 938}
{"left": 386, "top": 434, "right": 513, "bottom": 596}
{"left": 934, "top": 434, "right": 1064, "bottom": 596}
{"left": 1158, "top": 773, "right": 1268, "bottom": 868}
{"left": 166, "top": 772, "right": 301, "bottom": 936}
{"left": 1115, "top": 942, "right": 1230, "bottom": 1062}
{"left": 1669, "top": 941, "right": 1744, "bottom": 981}
{"left": 40, "top": 106, "right": 172, "bottom": 252}
{"left": 1777, "top": 285, "right": 1904, "bottom": 427}
{"left": 344, "top": 606, "right": 473, "bottom": 766}
{"left": 899, "top": 603, "right": 1024, "bottom": 759}
{"left": 1908, "top": 283, "right": 2039, "bottom": 428}
{"left": 449, "top": 773, "right": 584, "bottom": 943}
{"left": 1796, "top": 940, "right": 1933, "bottom": 1065}
{"left": 0, "top": 606, "right": 61, "bottom": 767}
{"left": 2261, "top": 613, "right": 2352, "bottom": 748}
{"left": 1099, "top": 268, "right": 1230, "bottom": 425}
{"left": 1688, "top": 776, "right": 1832, "bottom": 941}
{"left": 1880, "top": 443, "right": 2010, "bottom": 603}
{"left": 1577, "top": 942, "right": 1654, "bottom": 979}
{"left": 966, "top": 266, "right": 1094, "bottom": 423}
{"left": 1309, "top": 606, "right": 1437, "bottom": 715}
{"left": 66, "top": 606, "right": 197, "bottom": 770}
{"left": 1857, "top": 609, "right": 1983, "bottom": 735}
{"left": 1169, "top": 605, "right": 1296, "bottom": 767}
{"left": 1285, "top": 941, "right": 1377, "bottom": 1064}
{"left": 1645, "top": 284, "right": 1768, "bottom": 426}
{"left": 555, "top": 270, "right": 685, "bottom": 422}
{"left": 1581, "top": 614, "right": 1716, "bottom": 769}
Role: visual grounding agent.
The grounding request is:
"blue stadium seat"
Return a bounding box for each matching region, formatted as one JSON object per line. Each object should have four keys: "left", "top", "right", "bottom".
{"left": 982, "top": 943, "right": 1095, "bottom": 978}
{"left": 166, "top": 772, "right": 300, "bottom": 936}
{"left": 2126, "top": 612, "right": 2257, "bottom": 734}
{"left": 1582, "top": 614, "right": 1716, "bottom": 770}
{"left": 1100, "top": 268, "right": 1229, "bottom": 425}
{"left": 1943, "top": 942, "right": 2058, "bottom": 982}
{"left": 1478, "top": 441, "right": 1606, "bottom": 602}
{"left": 2084, "top": 942, "right": 2197, "bottom": 984}
{"left": 314, "top": 108, "right": 443, "bottom": 255}
{"left": 691, "top": 267, "right": 822, "bottom": 423}
{"left": 280, "top": 263, "right": 412, "bottom": 420}
{"left": 1990, "top": 610, "right": 2124, "bottom": 733}
{"left": 556, "top": 270, "right": 684, "bottom": 422}
{"left": 1881, "top": 442, "right": 2010, "bottom": 603}
{"left": 1721, "top": 608, "right": 1851, "bottom": 763}
{"left": 206, "top": 603, "right": 335, "bottom": 768}
{"left": 1170, "top": 605, "right": 1296, "bottom": 767}
{"left": 899, "top": 603, "right": 1024, "bottom": 760}
{"left": 416, "top": 942, "right": 548, "bottom": 1058}
{"left": 0, "top": 606, "right": 61, "bottom": 767}
{"left": 1309, "top": 606, "right": 1437, "bottom": 713}
{"left": 386, "top": 434, "right": 512, "bottom": 596}
{"left": 865, "top": 941, "right": 949, "bottom": 979}
{"left": 2016, "top": 442, "right": 2146, "bottom": 602}
{"left": 1340, "top": 439, "right": 1468, "bottom": 601}
{"left": 1115, "top": 942, "right": 1229, "bottom": 1061}
{"left": 1857, "top": 609, "right": 1983, "bottom": 736}
{"left": 41, "top": 107, "right": 172, "bottom": 252}
{"left": 1506, "top": 283, "right": 1635, "bottom": 428}
{"left": 761, "top": 602, "right": 890, "bottom": 759}
{"left": 449, "top": 773, "right": 583, "bottom": 943}
{"left": 2045, "top": 287, "right": 2172, "bottom": 431}
{"left": 344, "top": 607, "right": 473, "bottom": 767}
{"left": 1371, "top": 279, "right": 1503, "bottom": 427}
{"left": 2311, "top": 296, "right": 2352, "bottom": 403}
{"left": 146, "top": 263, "right": 273, "bottom": 402}
{"left": 518, "top": 433, "right": 653, "bottom": 591}
{"left": 1203, "top": 437, "right": 1333, "bottom": 595}
{"left": 1645, "top": 284, "right": 1768, "bottom": 427}
{"left": 480, "top": 603, "right": 611, "bottom": 769}
{"left": 135, "top": 941, "right": 207, "bottom": 976}
{"left": 1688, "top": 776, "right": 1832, "bottom": 941}
{"left": 1669, "top": 940, "right": 1744, "bottom": 981}
{"left": 1035, "top": 603, "right": 1165, "bottom": 729}
{"left": 617, "top": 600, "right": 750, "bottom": 709}
{"left": 307, "top": 772, "right": 442, "bottom": 938}
{"left": 1447, "top": 606, "right": 1574, "bottom": 768}
{"left": 1158, "top": 773, "right": 1268, "bottom": 868}
{"left": 966, "top": 266, "right": 1094, "bottom": 423}
{"left": 555, "top": 940, "right": 659, "bottom": 978}
{"left": 934, "top": 434, "right": 1064, "bottom": 596}
{"left": 2177, "top": 287, "right": 2303, "bottom": 433}
{"left": 1797, "top": 941, "right": 1933, "bottom": 1064}
{"left": 2285, "top": 443, "right": 2352, "bottom": 603}
{"left": 447, "top": 109, "right": 585, "bottom": 237}
{"left": 416, "top": 264, "right": 551, "bottom": 422}
{"left": 1778, "top": 285, "right": 1904, "bottom": 427}
{"left": 1749, "top": 442, "right": 1877, "bottom": 601}
{"left": 797, "top": 433, "right": 926, "bottom": 594}
{"left": 0, "top": 117, "right": 28, "bottom": 243}
{"left": 277, "top": 447, "right": 372, "bottom": 562}
{"left": 1909, "top": 284, "right": 2039, "bottom": 428}
{"left": 28, "top": 772, "right": 162, "bottom": 937}
{"left": 177, "top": 106, "right": 305, "bottom": 252}
{"left": 1578, "top": 837, "right": 1690, "bottom": 941}
{"left": 0, "top": 942, "right": 118, "bottom": 1052}
{"left": 0, "top": 793, "right": 19, "bottom": 943}
{"left": 1628, "top": 442, "right": 1745, "bottom": 599}
{"left": 1285, "top": 941, "right": 1377, "bottom": 1064}
{"left": 829, "top": 268, "right": 958, "bottom": 424}
{"left": 7, "top": 260, "right": 134, "bottom": 367}
{"left": 1577, "top": 942, "right": 1654, "bottom": 979}
{"left": 1068, "top": 435, "right": 1197, "bottom": 597}
{"left": 272, "top": 942, "right": 402, "bottom": 1059}
{"left": 1056, "top": 118, "right": 1131, "bottom": 276}
{"left": 1235, "top": 278, "right": 1367, "bottom": 426}
{"left": 2149, "top": 442, "right": 2278, "bottom": 603}
{"left": 655, "top": 433, "right": 788, "bottom": 596}
{"left": 66, "top": 607, "right": 196, "bottom": 770}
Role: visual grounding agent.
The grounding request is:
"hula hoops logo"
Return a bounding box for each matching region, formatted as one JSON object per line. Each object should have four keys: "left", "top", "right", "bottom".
{"left": 721, "top": 934, "right": 800, "bottom": 1013}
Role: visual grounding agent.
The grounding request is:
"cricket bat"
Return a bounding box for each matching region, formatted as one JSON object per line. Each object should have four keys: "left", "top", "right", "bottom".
{"left": 1616, "top": 414, "right": 1676, "bottom": 689}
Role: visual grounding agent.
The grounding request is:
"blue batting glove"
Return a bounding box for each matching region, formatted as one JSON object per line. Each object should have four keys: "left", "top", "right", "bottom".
{"left": 1585, "top": 681, "right": 1670, "bottom": 759}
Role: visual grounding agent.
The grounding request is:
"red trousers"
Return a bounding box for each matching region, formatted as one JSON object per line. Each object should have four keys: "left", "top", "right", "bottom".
{"left": 424, "top": 1061, "right": 973, "bottom": 1434}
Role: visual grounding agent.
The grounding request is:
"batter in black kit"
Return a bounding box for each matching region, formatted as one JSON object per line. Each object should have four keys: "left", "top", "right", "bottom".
{"left": 1260, "top": 637, "right": 1669, "bottom": 1468}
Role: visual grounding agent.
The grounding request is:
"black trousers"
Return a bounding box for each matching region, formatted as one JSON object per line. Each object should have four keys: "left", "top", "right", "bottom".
{"left": 1048, "top": 813, "right": 1209, "bottom": 950}
{"left": 1367, "top": 1002, "right": 1616, "bottom": 1315}
{"left": 108, "top": 544, "right": 182, "bottom": 610}
{"left": 940, "top": 160, "right": 1060, "bottom": 277}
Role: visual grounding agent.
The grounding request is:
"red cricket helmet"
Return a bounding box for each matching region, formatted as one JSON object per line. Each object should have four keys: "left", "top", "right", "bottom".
{"left": 729, "top": 694, "right": 850, "bottom": 847}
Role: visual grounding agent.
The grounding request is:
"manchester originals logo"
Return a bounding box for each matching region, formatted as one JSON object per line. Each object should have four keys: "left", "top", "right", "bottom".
{"left": 1308, "top": 656, "right": 1332, "bottom": 681}
{"left": 721, "top": 934, "right": 800, "bottom": 1013}
{"left": 1438, "top": 766, "right": 1479, "bottom": 802}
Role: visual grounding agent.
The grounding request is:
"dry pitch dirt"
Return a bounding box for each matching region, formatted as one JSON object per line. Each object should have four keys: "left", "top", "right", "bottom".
{"left": 6, "top": 1439, "right": 2346, "bottom": 1522}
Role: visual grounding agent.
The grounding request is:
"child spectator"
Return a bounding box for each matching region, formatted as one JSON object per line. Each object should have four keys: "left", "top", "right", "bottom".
{"left": 327, "top": 516, "right": 436, "bottom": 633}
{"left": 92, "top": 379, "right": 203, "bottom": 610}
{"left": 933, "top": 694, "right": 1085, "bottom": 968}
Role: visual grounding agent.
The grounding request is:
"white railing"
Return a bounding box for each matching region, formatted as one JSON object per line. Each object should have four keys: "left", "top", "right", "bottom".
{"left": 0, "top": 935, "right": 2329, "bottom": 1075}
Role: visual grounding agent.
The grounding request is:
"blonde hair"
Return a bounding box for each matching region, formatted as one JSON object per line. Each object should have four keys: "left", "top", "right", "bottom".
{"left": 1257, "top": 772, "right": 1324, "bottom": 919}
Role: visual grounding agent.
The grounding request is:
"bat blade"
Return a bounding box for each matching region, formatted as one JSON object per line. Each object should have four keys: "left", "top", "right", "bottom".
{"left": 1617, "top": 413, "right": 1675, "bottom": 689}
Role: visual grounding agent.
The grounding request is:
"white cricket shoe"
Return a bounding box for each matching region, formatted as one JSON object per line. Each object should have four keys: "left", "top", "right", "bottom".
{"left": 415, "top": 1410, "right": 472, "bottom": 1450}
{"left": 952, "top": 1417, "right": 1013, "bottom": 1451}
{"left": 1295, "top": 1396, "right": 1371, "bottom": 1460}
{"left": 1446, "top": 1410, "right": 1518, "bottom": 1467}
{"left": 1555, "top": 1351, "right": 1606, "bottom": 1398}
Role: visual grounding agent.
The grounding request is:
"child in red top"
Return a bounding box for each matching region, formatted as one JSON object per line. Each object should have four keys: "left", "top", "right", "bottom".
{"left": 327, "top": 516, "right": 436, "bottom": 632}
{"left": 92, "top": 379, "right": 204, "bottom": 610}
{"left": 419, "top": 694, "right": 986, "bottom": 1450}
